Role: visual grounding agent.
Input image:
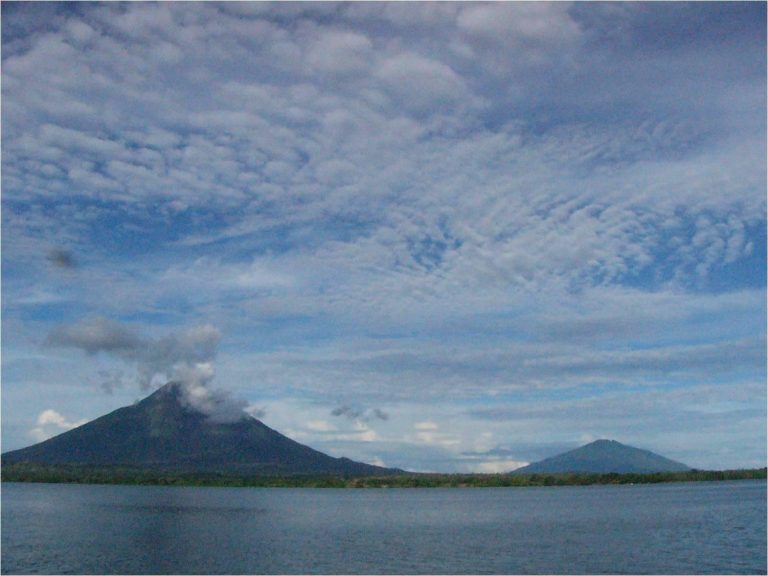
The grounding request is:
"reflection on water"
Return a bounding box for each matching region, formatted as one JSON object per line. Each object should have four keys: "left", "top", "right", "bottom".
{"left": 2, "top": 480, "right": 766, "bottom": 574}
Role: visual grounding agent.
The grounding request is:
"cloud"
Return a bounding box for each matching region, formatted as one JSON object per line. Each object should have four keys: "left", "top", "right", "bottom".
{"left": 3, "top": 4, "right": 762, "bottom": 307}
{"left": 457, "top": 2, "right": 581, "bottom": 48}
{"left": 160, "top": 257, "right": 296, "bottom": 296}
{"left": 368, "top": 456, "right": 386, "bottom": 468}
{"left": 97, "top": 369, "right": 125, "bottom": 395}
{"left": 371, "top": 408, "right": 389, "bottom": 421}
{"left": 47, "top": 317, "right": 143, "bottom": 356}
{"left": 464, "top": 381, "right": 767, "bottom": 456}
{"left": 331, "top": 405, "right": 362, "bottom": 419}
{"left": 245, "top": 403, "right": 266, "bottom": 420}
{"left": 331, "top": 405, "right": 389, "bottom": 422}
{"left": 471, "top": 459, "right": 530, "bottom": 474}
{"left": 414, "top": 421, "right": 439, "bottom": 431}
{"left": 306, "top": 420, "right": 335, "bottom": 432}
{"left": 411, "top": 421, "right": 459, "bottom": 447}
{"left": 375, "top": 52, "right": 475, "bottom": 115}
{"left": 30, "top": 409, "right": 87, "bottom": 442}
{"left": 306, "top": 29, "right": 373, "bottom": 76}
{"left": 287, "top": 418, "right": 380, "bottom": 444}
{"left": 228, "top": 303, "right": 764, "bottom": 403}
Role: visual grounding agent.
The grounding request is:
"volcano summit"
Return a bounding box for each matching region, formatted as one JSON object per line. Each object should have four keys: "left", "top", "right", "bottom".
{"left": 2, "top": 382, "right": 398, "bottom": 476}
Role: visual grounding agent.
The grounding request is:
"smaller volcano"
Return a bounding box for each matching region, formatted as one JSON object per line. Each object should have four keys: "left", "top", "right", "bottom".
{"left": 512, "top": 439, "right": 690, "bottom": 474}
{"left": 2, "top": 382, "right": 399, "bottom": 476}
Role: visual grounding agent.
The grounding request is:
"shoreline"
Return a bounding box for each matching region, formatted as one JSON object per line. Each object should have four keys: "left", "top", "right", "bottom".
{"left": 2, "top": 464, "right": 765, "bottom": 488}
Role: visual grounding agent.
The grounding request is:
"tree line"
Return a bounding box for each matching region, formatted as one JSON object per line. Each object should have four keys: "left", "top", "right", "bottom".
{"left": 2, "top": 462, "right": 765, "bottom": 488}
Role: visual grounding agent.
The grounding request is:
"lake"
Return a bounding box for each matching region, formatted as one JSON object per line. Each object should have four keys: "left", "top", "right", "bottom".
{"left": 2, "top": 480, "right": 765, "bottom": 574}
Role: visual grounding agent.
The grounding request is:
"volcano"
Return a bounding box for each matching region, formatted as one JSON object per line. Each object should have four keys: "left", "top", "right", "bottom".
{"left": 2, "top": 383, "right": 399, "bottom": 476}
{"left": 511, "top": 439, "right": 690, "bottom": 474}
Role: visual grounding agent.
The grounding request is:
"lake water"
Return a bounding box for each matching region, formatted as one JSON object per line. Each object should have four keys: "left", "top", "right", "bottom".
{"left": 2, "top": 480, "right": 765, "bottom": 574}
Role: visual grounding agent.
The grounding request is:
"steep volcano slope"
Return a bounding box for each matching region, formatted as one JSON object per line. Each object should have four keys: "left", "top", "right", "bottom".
{"left": 2, "top": 383, "right": 398, "bottom": 476}
{"left": 512, "top": 439, "right": 690, "bottom": 474}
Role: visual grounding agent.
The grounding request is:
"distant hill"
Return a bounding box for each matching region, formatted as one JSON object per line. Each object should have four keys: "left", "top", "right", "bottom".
{"left": 2, "top": 383, "right": 400, "bottom": 476}
{"left": 511, "top": 439, "right": 690, "bottom": 474}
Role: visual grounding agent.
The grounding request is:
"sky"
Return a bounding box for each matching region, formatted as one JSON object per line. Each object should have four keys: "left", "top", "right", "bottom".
{"left": 2, "top": 1, "right": 766, "bottom": 473}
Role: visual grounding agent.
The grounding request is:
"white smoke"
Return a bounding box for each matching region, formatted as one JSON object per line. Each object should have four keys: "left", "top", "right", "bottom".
{"left": 172, "top": 361, "right": 247, "bottom": 422}
{"left": 46, "top": 317, "right": 246, "bottom": 422}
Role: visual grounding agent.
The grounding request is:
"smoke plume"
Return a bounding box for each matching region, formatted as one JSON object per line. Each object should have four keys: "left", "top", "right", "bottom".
{"left": 46, "top": 317, "right": 246, "bottom": 422}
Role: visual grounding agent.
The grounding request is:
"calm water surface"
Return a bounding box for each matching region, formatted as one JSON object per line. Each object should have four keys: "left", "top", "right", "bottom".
{"left": 2, "top": 480, "right": 765, "bottom": 574}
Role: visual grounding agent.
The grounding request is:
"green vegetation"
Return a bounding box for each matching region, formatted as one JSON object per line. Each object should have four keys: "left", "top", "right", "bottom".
{"left": 2, "top": 462, "right": 765, "bottom": 488}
